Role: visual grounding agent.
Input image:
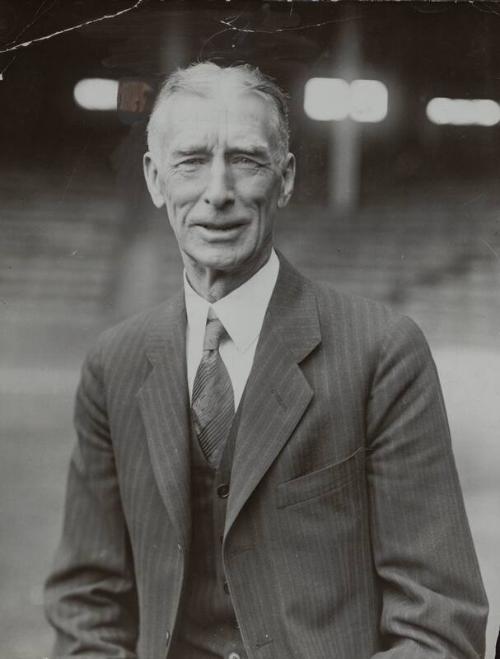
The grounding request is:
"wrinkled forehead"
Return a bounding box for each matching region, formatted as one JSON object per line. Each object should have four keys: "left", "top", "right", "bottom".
{"left": 152, "top": 86, "right": 281, "bottom": 153}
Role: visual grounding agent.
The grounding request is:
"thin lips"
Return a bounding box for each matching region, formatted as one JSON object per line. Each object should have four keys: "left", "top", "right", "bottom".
{"left": 196, "top": 221, "right": 245, "bottom": 230}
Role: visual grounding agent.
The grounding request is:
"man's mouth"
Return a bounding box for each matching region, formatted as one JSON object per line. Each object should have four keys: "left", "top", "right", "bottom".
{"left": 196, "top": 221, "right": 245, "bottom": 231}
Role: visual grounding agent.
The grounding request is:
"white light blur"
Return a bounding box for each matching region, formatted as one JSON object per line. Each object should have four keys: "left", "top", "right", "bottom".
{"left": 73, "top": 78, "right": 119, "bottom": 111}
{"left": 304, "top": 77, "right": 388, "bottom": 123}
{"left": 426, "top": 97, "right": 500, "bottom": 126}
{"left": 304, "top": 78, "right": 350, "bottom": 121}
{"left": 350, "top": 79, "right": 388, "bottom": 123}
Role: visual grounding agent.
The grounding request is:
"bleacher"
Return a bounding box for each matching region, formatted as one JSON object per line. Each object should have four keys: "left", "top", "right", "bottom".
{"left": 276, "top": 203, "right": 500, "bottom": 347}
{"left": 1, "top": 181, "right": 499, "bottom": 347}
{"left": 1, "top": 178, "right": 121, "bottom": 320}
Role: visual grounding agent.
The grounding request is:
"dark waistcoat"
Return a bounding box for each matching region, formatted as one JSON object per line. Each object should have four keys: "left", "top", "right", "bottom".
{"left": 169, "top": 404, "right": 247, "bottom": 659}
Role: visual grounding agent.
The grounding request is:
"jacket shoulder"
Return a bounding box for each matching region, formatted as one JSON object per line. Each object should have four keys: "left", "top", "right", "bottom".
{"left": 312, "top": 279, "right": 397, "bottom": 324}
{"left": 84, "top": 294, "right": 182, "bottom": 370}
{"left": 310, "top": 279, "right": 427, "bottom": 352}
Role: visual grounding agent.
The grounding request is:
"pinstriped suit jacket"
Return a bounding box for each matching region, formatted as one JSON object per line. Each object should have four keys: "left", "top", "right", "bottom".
{"left": 45, "top": 255, "right": 488, "bottom": 658}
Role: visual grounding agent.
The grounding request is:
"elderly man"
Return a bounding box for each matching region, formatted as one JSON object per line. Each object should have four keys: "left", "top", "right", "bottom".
{"left": 45, "top": 62, "right": 487, "bottom": 658}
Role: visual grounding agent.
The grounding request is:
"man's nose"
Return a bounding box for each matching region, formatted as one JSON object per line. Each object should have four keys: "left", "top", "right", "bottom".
{"left": 203, "top": 160, "right": 235, "bottom": 209}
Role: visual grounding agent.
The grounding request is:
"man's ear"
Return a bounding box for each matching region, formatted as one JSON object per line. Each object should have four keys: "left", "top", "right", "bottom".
{"left": 277, "top": 153, "right": 296, "bottom": 209}
{"left": 143, "top": 152, "right": 166, "bottom": 209}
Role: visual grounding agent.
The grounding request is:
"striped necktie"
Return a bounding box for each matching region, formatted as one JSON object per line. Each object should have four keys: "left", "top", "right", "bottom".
{"left": 191, "top": 314, "right": 235, "bottom": 466}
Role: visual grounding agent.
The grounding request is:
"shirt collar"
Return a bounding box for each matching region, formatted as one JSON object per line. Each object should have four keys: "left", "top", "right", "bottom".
{"left": 183, "top": 249, "right": 280, "bottom": 353}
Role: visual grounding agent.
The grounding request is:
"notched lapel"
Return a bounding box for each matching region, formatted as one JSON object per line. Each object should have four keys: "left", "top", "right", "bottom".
{"left": 137, "top": 293, "right": 191, "bottom": 548}
{"left": 225, "top": 257, "right": 322, "bottom": 536}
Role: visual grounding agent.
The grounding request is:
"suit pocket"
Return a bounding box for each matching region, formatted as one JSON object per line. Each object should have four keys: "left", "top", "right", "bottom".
{"left": 276, "top": 447, "right": 364, "bottom": 509}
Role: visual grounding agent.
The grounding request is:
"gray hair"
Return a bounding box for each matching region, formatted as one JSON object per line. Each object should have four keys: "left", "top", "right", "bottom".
{"left": 146, "top": 61, "right": 290, "bottom": 166}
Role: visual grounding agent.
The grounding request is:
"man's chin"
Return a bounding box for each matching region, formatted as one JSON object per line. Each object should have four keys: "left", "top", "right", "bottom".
{"left": 185, "top": 243, "right": 249, "bottom": 272}
{"left": 198, "top": 256, "right": 244, "bottom": 274}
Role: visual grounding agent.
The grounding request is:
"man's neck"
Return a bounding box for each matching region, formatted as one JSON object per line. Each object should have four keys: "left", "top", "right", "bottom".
{"left": 184, "top": 249, "right": 273, "bottom": 303}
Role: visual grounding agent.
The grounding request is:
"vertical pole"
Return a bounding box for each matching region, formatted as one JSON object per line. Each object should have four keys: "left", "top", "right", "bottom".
{"left": 112, "top": 11, "right": 189, "bottom": 319}
{"left": 328, "top": 16, "right": 362, "bottom": 215}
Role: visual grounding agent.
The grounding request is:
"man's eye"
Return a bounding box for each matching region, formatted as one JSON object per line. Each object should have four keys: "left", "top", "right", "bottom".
{"left": 180, "top": 157, "right": 205, "bottom": 167}
{"left": 233, "top": 156, "right": 259, "bottom": 167}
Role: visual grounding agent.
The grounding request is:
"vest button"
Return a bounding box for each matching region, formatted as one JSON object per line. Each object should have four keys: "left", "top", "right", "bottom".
{"left": 228, "top": 653, "right": 241, "bottom": 659}
{"left": 217, "top": 483, "right": 230, "bottom": 498}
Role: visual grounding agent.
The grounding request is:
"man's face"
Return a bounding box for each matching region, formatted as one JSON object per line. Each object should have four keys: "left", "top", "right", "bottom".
{"left": 144, "top": 86, "right": 295, "bottom": 276}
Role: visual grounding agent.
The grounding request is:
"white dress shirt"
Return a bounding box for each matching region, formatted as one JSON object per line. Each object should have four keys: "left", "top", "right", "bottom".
{"left": 184, "top": 250, "right": 280, "bottom": 409}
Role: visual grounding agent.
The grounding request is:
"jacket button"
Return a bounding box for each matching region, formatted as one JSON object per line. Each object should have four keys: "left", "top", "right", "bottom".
{"left": 228, "top": 653, "right": 241, "bottom": 659}
{"left": 165, "top": 630, "right": 170, "bottom": 643}
{"left": 223, "top": 580, "right": 230, "bottom": 594}
{"left": 217, "top": 483, "right": 230, "bottom": 498}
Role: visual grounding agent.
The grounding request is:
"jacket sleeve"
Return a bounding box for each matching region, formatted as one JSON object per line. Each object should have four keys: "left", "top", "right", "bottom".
{"left": 365, "top": 315, "right": 488, "bottom": 658}
{"left": 44, "top": 339, "right": 139, "bottom": 658}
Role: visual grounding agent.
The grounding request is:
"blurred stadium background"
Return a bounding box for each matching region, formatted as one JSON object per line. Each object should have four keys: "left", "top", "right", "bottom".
{"left": 1, "top": 1, "right": 499, "bottom": 656}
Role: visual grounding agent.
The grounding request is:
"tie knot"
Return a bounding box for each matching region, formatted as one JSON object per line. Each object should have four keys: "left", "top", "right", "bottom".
{"left": 203, "top": 317, "right": 227, "bottom": 351}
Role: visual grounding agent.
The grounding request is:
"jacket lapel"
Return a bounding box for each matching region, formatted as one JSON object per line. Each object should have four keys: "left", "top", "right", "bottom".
{"left": 137, "top": 292, "right": 191, "bottom": 549}
{"left": 225, "top": 257, "right": 321, "bottom": 537}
